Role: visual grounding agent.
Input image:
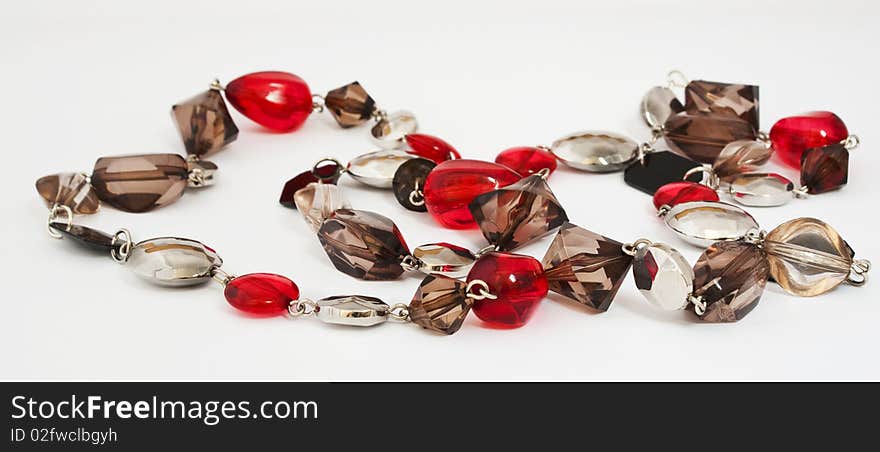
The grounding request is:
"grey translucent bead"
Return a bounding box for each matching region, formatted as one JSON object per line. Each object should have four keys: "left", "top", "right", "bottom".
{"left": 663, "top": 201, "right": 759, "bottom": 247}
{"left": 315, "top": 295, "right": 389, "bottom": 327}
{"left": 126, "top": 237, "right": 222, "bottom": 286}
{"left": 550, "top": 130, "right": 639, "bottom": 172}
{"left": 728, "top": 173, "right": 795, "bottom": 207}
{"left": 412, "top": 243, "right": 476, "bottom": 278}
{"left": 632, "top": 243, "right": 693, "bottom": 311}
{"left": 370, "top": 110, "right": 417, "bottom": 149}
{"left": 346, "top": 150, "right": 416, "bottom": 188}
{"left": 293, "top": 182, "right": 351, "bottom": 232}
{"left": 641, "top": 86, "right": 684, "bottom": 129}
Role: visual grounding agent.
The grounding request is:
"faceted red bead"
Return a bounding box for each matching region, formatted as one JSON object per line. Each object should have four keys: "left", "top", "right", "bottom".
{"left": 224, "top": 273, "right": 299, "bottom": 316}
{"left": 495, "top": 146, "right": 558, "bottom": 176}
{"left": 467, "top": 252, "right": 548, "bottom": 328}
{"left": 405, "top": 134, "right": 460, "bottom": 163}
{"left": 652, "top": 181, "right": 720, "bottom": 210}
{"left": 424, "top": 159, "right": 521, "bottom": 229}
{"left": 769, "top": 111, "right": 848, "bottom": 169}
{"left": 225, "top": 71, "right": 313, "bottom": 132}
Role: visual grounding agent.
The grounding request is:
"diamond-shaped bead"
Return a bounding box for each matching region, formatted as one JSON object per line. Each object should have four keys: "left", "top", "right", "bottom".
{"left": 35, "top": 172, "right": 100, "bottom": 214}
{"left": 541, "top": 223, "right": 633, "bottom": 312}
{"left": 317, "top": 209, "right": 410, "bottom": 280}
{"left": 692, "top": 240, "right": 769, "bottom": 323}
{"left": 684, "top": 80, "right": 759, "bottom": 130}
{"left": 469, "top": 175, "right": 568, "bottom": 251}
{"left": 324, "top": 81, "right": 376, "bottom": 128}
{"left": 409, "top": 275, "right": 472, "bottom": 335}
{"left": 171, "top": 89, "right": 238, "bottom": 156}
{"left": 664, "top": 111, "right": 757, "bottom": 163}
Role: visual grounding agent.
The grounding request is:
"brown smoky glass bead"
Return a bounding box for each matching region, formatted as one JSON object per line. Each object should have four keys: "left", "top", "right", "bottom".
{"left": 800, "top": 143, "right": 849, "bottom": 194}
{"left": 684, "top": 80, "right": 760, "bottom": 131}
{"left": 324, "top": 81, "right": 376, "bottom": 128}
{"left": 692, "top": 240, "right": 770, "bottom": 323}
{"left": 35, "top": 172, "right": 100, "bottom": 214}
{"left": 171, "top": 89, "right": 238, "bottom": 157}
{"left": 469, "top": 175, "right": 568, "bottom": 252}
{"left": 90, "top": 154, "right": 189, "bottom": 213}
{"left": 317, "top": 209, "right": 410, "bottom": 280}
{"left": 50, "top": 223, "right": 115, "bottom": 252}
{"left": 664, "top": 112, "right": 757, "bottom": 164}
{"left": 764, "top": 218, "right": 854, "bottom": 297}
{"left": 409, "top": 274, "right": 472, "bottom": 335}
{"left": 541, "top": 223, "right": 633, "bottom": 312}
{"left": 712, "top": 140, "right": 773, "bottom": 179}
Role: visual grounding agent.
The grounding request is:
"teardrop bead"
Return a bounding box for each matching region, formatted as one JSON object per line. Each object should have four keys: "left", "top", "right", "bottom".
{"left": 293, "top": 182, "right": 351, "bottom": 232}
{"left": 371, "top": 111, "right": 417, "bottom": 149}
{"left": 769, "top": 111, "right": 849, "bottom": 169}
{"left": 712, "top": 140, "right": 773, "bottom": 179}
{"left": 550, "top": 131, "right": 639, "bottom": 172}
{"left": 632, "top": 243, "right": 693, "bottom": 311}
{"left": 224, "top": 71, "right": 313, "bottom": 132}
{"left": 467, "top": 252, "right": 548, "bottom": 328}
{"left": 90, "top": 154, "right": 189, "bottom": 213}
{"left": 641, "top": 86, "right": 684, "bottom": 129}
{"left": 224, "top": 273, "right": 299, "bottom": 316}
{"left": 653, "top": 182, "right": 719, "bottom": 210}
{"left": 663, "top": 201, "right": 758, "bottom": 247}
{"left": 728, "top": 173, "right": 795, "bottom": 207}
{"left": 126, "top": 237, "right": 222, "bottom": 286}
{"left": 317, "top": 209, "right": 410, "bottom": 280}
{"left": 36, "top": 172, "right": 101, "bottom": 214}
{"left": 692, "top": 240, "right": 769, "bottom": 323}
{"left": 405, "top": 134, "right": 460, "bottom": 163}
{"left": 494, "top": 146, "right": 557, "bottom": 176}
{"left": 423, "top": 159, "right": 521, "bottom": 229}
{"left": 346, "top": 150, "right": 416, "bottom": 188}
{"left": 764, "top": 218, "right": 854, "bottom": 296}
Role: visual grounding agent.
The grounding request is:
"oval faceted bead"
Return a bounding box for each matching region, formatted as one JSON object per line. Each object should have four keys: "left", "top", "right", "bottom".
{"left": 127, "top": 237, "right": 222, "bottom": 286}
{"left": 770, "top": 111, "right": 849, "bottom": 169}
{"left": 728, "top": 173, "right": 795, "bottom": 207}
{"left": 653, "top": 182, "right": 720, "bottom": 210}
{"left": 495, "top": 146, "right": 557, "bottom": 176}
{"left": 641, "top": 86, "right": 684, "bottom": 129}
{"left": 692, "top": 240, "right": 769, "bottom": 323}
{"left": 91, "top": 154, "right": 189, "bottom": 213}
{"left": 412, "top": 243, "right": 476, "bottom": 278}
{"left": 317, "top": 209, "right": 410, "bottom": 280}
{"left": 371, "top": 111, "right": 417, "bottom": 149}
{"left": 424, "top": 159, "right": 521, "bottom": 229}
{"left": 712, "top": 140, "right": 773, "bottom": 179}
{"left": 663, "top": 201, "right": 758, "bottom": 247}
{"left": 224, "top": 71, "right": 313, "bottom": 132}
{"left": 467, "top": 252, "right": 548, "bottom": 328}
{"left": 224, "top": 273, "right": 298, "bottom": 316}
{"left": 764, "top": 218, "right": 854, "bottom": 296}
{"left": 633, "top": 243, "right": 694, "bottom": 311}
{"left": 405, "top": 134, "right": 460, "bottom": 163}
{"left": 50, "top": 223, "right": 114, "bottom": 253}
{"left": 315, "top": 295, "right": 388, "bottom": 327}
{"left": 392, "top": 158, "right": 435, "bottom": 212}
{"left": 36, "top": 172, "right": 101, "bottom": 214}
{"left": 293, "top": 182, "right": 351, "bottom": 232}
{"left": 346, "top": 150, "right": 416, "bottom": 188}
{"left": 550, "top": 131, "right": 639, "bottom": 172}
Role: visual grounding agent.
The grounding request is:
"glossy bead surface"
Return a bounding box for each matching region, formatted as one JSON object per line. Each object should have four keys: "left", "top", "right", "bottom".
{"left": 684, "top": 80, "right": 760, "bottom": 131}
{"left": 494, "top": 146, "right": 557, "bottom": 176}
{"left": 641, "top": 86, "right": 684, "bottom": 128}
{"left": 324, "top": 81, "right": 375, "bottom": 128}
{"left": 770, "top": 111, "right": 848, "bottom": 168}
{"left": 317, "top": 209, "right": 410, "bottom": 280}
{"left": 728, "top": 173, "right": 795, "bottom": 206}
{"left": 801, "top": 144, "right": 849, "bottom": 194}
{"left": 633, "top": 243, "right": 693, "bottom": 311}
{"left": 171, "top": 88, "right": 238, "bottom": 156}
{"left": 315, "top": 295, "right": 388, "bottom": 327}
{"left": 550, "top": 130, "right": 639, "bottom": 172}
{"left": 412, "top": 243, "right": 476, "bottom": 278}
{"left": 50, "top": 223, "right": 114, "bottom": 253}
{"left": 692, "top": 241, "right": 769, "bottom": 323}
{"left": 663, "top": 201, "right": 758, "bottom": 247}
{"left": 225, "top": 71, "right": 312, "bottom": 132}
{"left": 712, "top": 140, "right": 773, "bottom": 179}
{"left": 664, "top": 112, "right": 757, "bottom": 163}
{"left": 346, "top": 150, "right": 416, "bottom": 188}
{"left": 467, "top": 252, "right": 548, "bottom": 328}
{"left": 764, "top": 218, "right": 854, "bottom": 297}
{"left": 127, "top": 237, "right": 222, "bottom": 287}
{"left": 405, "top": 134, "right": 460, "bottom": 163}
{"left": 36, "top": 172, "right": 101, "bottom": 215}
{"left": 91, "top": 154, "right": 189, "bottom": 213}
{"left": 371, "top": 111, "right": 417, "bottom": 149}
{"left": 409, "top": 275, "right": 472, "bottom": 335}
{"left": 424, "top": 159, "right": 521, "bottom": 229}
{"left": 224, "top": 273, "right": 298, "bottom": 316}
{"left": 279, "top": 161, "right": 342, "bottom": 208}
{"left": 392, "top": 158, "right": 435, "bottom": 212}
{"left": 653, "top": 182, "right": 719, "bottom": 210}
{"left": 293, "top": 182, "right": 351, "bottom": 232}
{"left": 623, "top": 151, "right": 703, "bottom": 195}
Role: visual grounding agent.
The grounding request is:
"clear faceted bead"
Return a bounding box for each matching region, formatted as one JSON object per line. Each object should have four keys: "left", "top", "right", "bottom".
{"left": 293, "top": 182, "right": 351, "bottom": 232}
{"left": 324, "top": 81, "right": 376, "bottom": 128}
{"left": 126, "top": 237, "right": 222, "bottom": 287}
{"left": 171, "top": 89, "right": 239, "bottom": 157}
{"left": 632, "top": 243, "right": 694, "bottom": 311}
{"left": 641, "top": 86, "right": 684, "bottom": 129}
{"left": 728, "top": 173, "right": 795, "bottom": 207}
{"left": 346, "top": 150, "right": 416, "bottom": 188}
{"left": 409, "top": 275, "right": 472, "bottom": 335}
{"left": 692, "top": 240, "right": 769, "bottom": 323}
{"left": 663, "top": 201, "right": 758, "bottom": 247}
{"left": 712, "top": 140, "right": 773, "bottom": 179}
{"left": 412, "top": 243, "right": 476, "bottom": 278}
{"left": 469, "top": 175, "right": 568, "bottom": 251}
{"left": 317, "top": 209, "right": 410, "bottom": 280}
{"left": 370, "top": 110, "right": 417, "bottom": 149}
{"left": 541, "top": 223, "right": 633, "bottom": 312}
{"left": 764, "top": 218, "right": 854, "bottom": 296}
{"left": 550, "top": 130, "right": 639, "bottom": 172}
{"left": 35, "top": 172, "right": 100, "bottom": 214}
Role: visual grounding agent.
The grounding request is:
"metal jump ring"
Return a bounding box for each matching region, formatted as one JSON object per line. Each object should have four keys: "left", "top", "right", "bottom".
{"left": 683, "top": 165, "right": 720, "bottom": 190}
{"left": 110, "top": 228, "right": 133, "bottom": 263}
{"left": 667, "top": 70, "right": 689, "bottom": 88}
{"left": 387, "top": 303, "right": 411, "bottom": 322}
{"left": 288, "top": 299, "right": 318, "bottom": 318}
{"left": 622, "top": 238, "right": 653, "bottom": 256}
{"left": 465, "top": 280, "right": 498, "bottom": 301}
{"left": 46, "top": 204, "right": 73, "bottom": 239}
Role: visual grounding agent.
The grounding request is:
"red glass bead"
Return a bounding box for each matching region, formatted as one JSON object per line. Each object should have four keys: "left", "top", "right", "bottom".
{"left": 424, "top": 159, "right": 521, "bottom": 229}
{"left": 224, "top": 273, "right": 299, "bottom": 316}
{"left": 225, "top": 71, "right": 313, "bottom": 132}
{"left": 652, "top": 181, "right": 720, "bottom": 210}
{"left": 495, "top": 146, "right": 557, "bottom": 176}
{"left": 769, "top": 111, "right": 848, "bottom": 169}
{"left": 467, "top": 252, "right": 548, "bottom": 328}
{"left": 405, "top": 134, "right": 460, "bottom": 163}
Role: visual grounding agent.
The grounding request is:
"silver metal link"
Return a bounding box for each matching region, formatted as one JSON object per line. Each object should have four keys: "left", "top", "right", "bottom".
{"left": 465, "top": 280, "right": 498, "bottom": 301}
{"left": 288, "top": 298, "right": 318, "bottom": 318}
{"left": 387, "top": 303, "right": 411, "bottom": 322}
{"left": 622, "top": 238, "right": 653, "bottom": 256}
{"left": 46, "top": 204, "right": 73, "bottom": 239}
{"left": 110, "top": 229, "right": 133, "bottom": 263}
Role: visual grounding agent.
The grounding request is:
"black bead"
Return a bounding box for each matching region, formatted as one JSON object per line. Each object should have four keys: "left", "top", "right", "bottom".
{"left": 392, "top": 158, "right": 435, "bottom": 212}
{"left": 623, "top": 151, "right": 703, "bottom": 195}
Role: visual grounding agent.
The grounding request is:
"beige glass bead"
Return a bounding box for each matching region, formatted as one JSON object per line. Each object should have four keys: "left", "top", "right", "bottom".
{"left": 293, "top": 182, "right": 351, "bottom": 232}
{"left": 764, "top": 218, "right": 854, "bottom": 297}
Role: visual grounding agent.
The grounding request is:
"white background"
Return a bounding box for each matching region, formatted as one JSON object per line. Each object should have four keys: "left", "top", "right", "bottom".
{"left": 2, "top": 0, "right": 878, "bottom": 380}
